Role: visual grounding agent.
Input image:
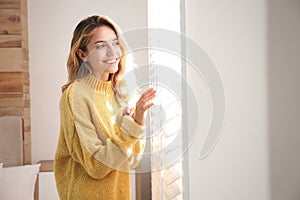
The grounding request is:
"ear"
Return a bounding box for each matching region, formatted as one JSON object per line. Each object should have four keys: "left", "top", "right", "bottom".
{"left": 77, "top": 49, "right": 88, "bottom": 62}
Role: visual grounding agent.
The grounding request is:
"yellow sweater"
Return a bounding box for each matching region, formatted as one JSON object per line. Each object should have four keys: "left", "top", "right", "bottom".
{"left": 54, "top": 75, "right": 145, "bottom": 200}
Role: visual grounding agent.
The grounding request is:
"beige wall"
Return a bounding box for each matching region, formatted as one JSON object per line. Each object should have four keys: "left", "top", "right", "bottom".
{"left": 185, "top": 0, "right": 270, "bottom": 199}
{"left": 268, "top": 0, "right": 300, "bottom": 199}
{"left": 28, "top": 0, "right": 148, "bottom": 163}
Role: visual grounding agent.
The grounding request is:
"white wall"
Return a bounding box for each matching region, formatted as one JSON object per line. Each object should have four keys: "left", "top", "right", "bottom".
{"left": 28, "top": 0, "right": 148, "bottom": 163}
{"left": 268, "top": 0, "right": 300, "bottom": 199}
{"left": 185, "top": 0, "right": 270, "bottom": 199}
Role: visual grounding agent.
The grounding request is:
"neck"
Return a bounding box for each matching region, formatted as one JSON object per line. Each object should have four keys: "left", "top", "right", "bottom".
{"left": 92, "top": 71, "right": 110, "bottom": 82}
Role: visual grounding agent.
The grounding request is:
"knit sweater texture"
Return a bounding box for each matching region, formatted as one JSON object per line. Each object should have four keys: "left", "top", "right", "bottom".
{"left": 54, "top": 75, "right": 145, "bottom": 200}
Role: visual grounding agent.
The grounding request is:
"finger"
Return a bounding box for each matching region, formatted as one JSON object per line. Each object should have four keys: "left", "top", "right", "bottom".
{"left": 138, "top": 101, "right": 155, "bottom": 110}
{"left": 122, "top": 107, "right": 130, "bottom": 116}
{"left": 139, "top": 89, "right": 156, "bottom": 101}
{"left": 139, "top": 91, "right": 155, "bottom": 101}
{"left": 140, "top": 93, "right": 156, "bottom": 103}
{"left": 128, "top": 111, "right": 134, "bottom": 118}
{"left": 140, "top": 88, "right": 156, "bottom": 98}
{"left": 144, "top": 102, "right": 154, "bottom": 111}
{"left": 145, "top": 88, "right": 156, "bottom": 95}
{"left": 137, "top": 96, "right": 155, "bottom": 107}
{"left": 129, "top": 108, "right": 135, "bottom": 116}
{"left": 143, "top": 87, "right": 156, "bottom": 94}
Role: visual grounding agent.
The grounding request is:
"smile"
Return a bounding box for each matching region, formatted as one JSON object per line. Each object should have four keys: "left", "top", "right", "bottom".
{"left": 104, "top": 57, "right": 119, "bottom": 64}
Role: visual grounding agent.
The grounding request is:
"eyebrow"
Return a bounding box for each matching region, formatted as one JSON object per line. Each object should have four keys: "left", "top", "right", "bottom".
{"left": 94, "top": 37, "right": 118, "bottom": 44}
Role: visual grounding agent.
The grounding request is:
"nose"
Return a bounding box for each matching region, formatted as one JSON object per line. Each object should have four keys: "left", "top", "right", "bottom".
{"left": 106, "top": 44, "right": 119, "bottom": 57}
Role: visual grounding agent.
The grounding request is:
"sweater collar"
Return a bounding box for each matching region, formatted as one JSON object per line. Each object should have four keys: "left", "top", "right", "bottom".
{"left": 81, "top": 75, "right": 113, "bottom": 96}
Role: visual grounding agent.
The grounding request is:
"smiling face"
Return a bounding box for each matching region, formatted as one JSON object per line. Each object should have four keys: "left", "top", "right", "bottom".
{"left": 80, "top": 25, "right": 122, "bottom": 81}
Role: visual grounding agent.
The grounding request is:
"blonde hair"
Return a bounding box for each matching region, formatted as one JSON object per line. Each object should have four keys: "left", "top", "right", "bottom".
{"left": 63, "top": 15, "right": 130, "bottom": 103}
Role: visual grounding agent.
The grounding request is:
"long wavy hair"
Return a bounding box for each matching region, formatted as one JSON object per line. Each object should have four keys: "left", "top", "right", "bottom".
{"left": 62, "top": 15, "right": 130, "bottom": 104}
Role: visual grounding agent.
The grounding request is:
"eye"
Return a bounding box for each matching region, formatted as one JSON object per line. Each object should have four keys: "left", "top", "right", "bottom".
{"left": 113, "top": 40, "right": 120, "bottom": 46}
{"left": 96, "top": 44, "right": 105, "bottom": 49}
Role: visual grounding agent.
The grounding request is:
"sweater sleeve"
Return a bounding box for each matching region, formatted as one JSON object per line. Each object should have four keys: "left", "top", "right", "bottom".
{"left": 60, "top": 84, "right": 130, "bottom": 179}
{"left": 129, "top": 137, "right": 146, "bottom": 169}
{"left": 111, "top": 107, "right": 146, "bottom": 152}
{"left": 108, "top": 107, "right": 146, "bottom": 169}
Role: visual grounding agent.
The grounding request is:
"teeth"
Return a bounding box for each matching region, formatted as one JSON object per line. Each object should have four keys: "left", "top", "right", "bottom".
{"left": 105, "top": 58, "right": 117, "bottom": 64}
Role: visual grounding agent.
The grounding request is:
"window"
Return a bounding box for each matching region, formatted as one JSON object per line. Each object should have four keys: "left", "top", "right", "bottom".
{"left": 148, "top": 0, "right": 186, "bottom": 199}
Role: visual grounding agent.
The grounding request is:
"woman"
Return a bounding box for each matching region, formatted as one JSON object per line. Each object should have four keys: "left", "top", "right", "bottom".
{"left": 54, "top": 15, "right": 156, "bottom": 200}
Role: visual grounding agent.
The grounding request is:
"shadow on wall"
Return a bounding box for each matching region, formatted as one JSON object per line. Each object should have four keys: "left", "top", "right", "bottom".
{"left": 268, "top": 0, "right": 300, "bottom": 200}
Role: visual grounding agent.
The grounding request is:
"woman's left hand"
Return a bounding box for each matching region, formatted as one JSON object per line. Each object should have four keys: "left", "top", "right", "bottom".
{"left": 133, "top": 88, "right": 156, "bottom": 125}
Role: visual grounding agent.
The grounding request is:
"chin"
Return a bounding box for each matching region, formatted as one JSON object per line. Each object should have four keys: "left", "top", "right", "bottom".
{"left": 107, "top": 65, "right": 119, "bottom": 74}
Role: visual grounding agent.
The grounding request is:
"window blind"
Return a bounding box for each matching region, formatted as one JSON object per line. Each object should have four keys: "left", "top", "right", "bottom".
{"left": 148, "top": 0, "right": 185, "bottom": 199}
